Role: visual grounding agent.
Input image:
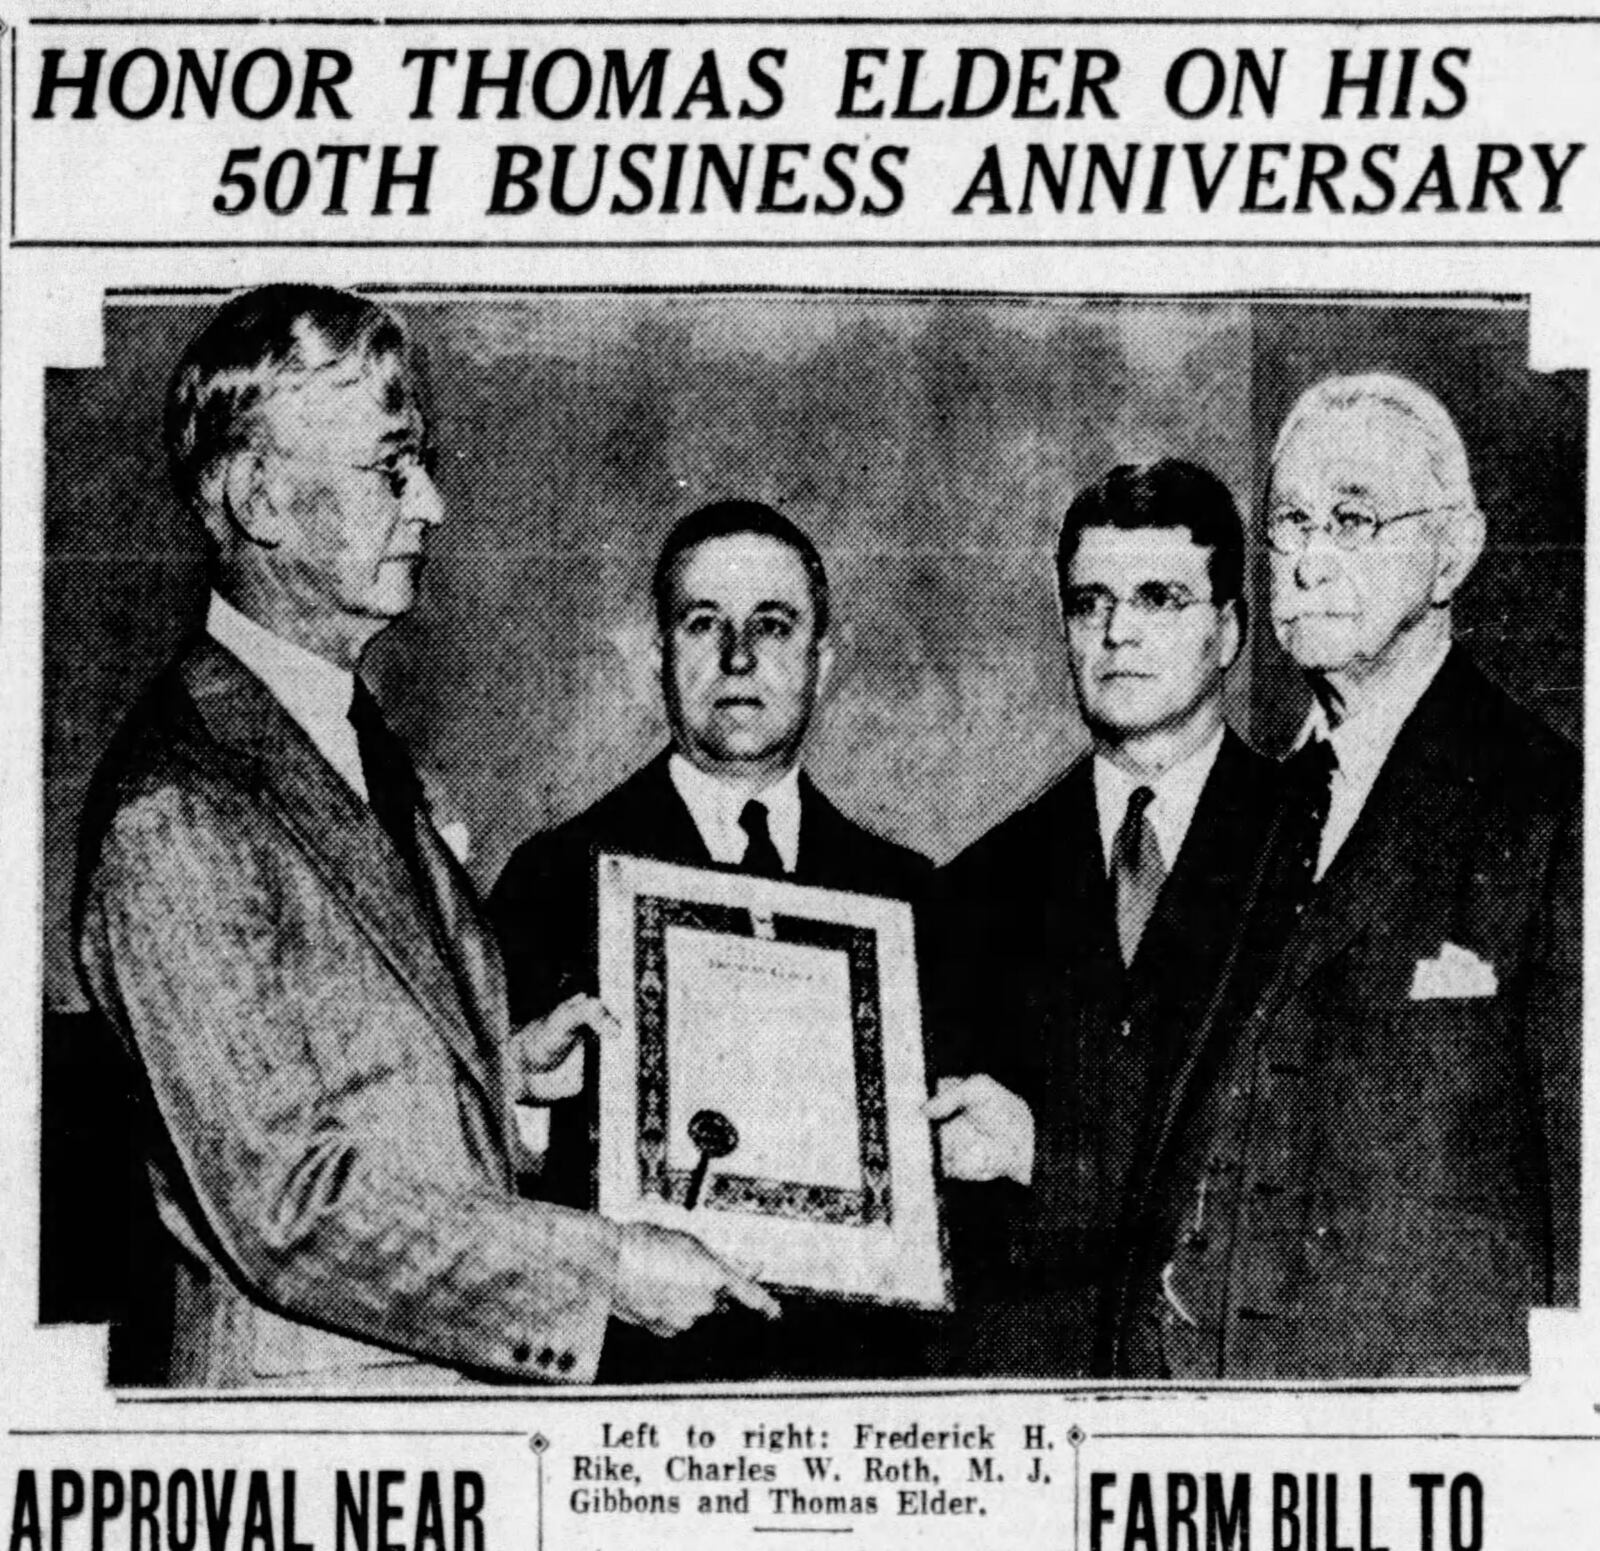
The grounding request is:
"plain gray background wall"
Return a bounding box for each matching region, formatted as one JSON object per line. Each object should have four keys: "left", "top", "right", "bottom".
{"left": 42, "top": 292, "right": 1584, "bottom": 1012}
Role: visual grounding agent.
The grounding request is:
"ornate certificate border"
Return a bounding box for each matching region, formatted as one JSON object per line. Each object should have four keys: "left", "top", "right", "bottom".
{"left": 597, "top": 850, "right": 949, "bottom": 1309}
{"left": 632, "top": 895, "right": 893, "bottom": 1227}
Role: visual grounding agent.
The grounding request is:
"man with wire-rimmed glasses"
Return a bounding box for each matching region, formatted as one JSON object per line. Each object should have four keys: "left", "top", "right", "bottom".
{"left": 1110, "top": 372, "right": 1581, "bottom": 1380}
{"left": 924, "top": 458, "right": 1283, "bottom": 1377}
{"left": 74, "top": 283, "right": 773, "bottom": 1388}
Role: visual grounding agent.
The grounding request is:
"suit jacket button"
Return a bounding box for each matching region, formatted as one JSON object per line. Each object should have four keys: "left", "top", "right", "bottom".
{"left": 538, "top": 1346, "right": 556, "bottom": 1367}
{"left": 557, "top": 1351, "right": 575, "bottom": 1373}
{"left": 512, "top": 1341, "right": 532, "bottom": 1364}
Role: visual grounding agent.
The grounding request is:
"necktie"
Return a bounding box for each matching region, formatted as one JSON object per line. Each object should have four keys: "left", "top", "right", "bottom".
{"left": 348, "top": 678, "right": 425, "bottom": 881}
{"left": 1114, "top": 785, "right": 1165, "bottom": 966}
{"left": 739, "top": 799, "right": 786, "bottom": 876}
{"left": 349, "top": 681, "right": 488, "bottom": 1048}
{"left": 1281, "top": 735, "right": 1338, "bottom": 907}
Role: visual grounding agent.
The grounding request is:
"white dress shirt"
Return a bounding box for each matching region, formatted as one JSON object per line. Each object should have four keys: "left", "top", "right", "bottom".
{"left": 1301, "top": 635, "right": 1451, "bottom": 878}
{"left": 668, "top": 753, "right": 803, "bottom": 873}
{"left": 206, "top": 592, "right": 367, "bottom": 801}
{"left": 1093, "top": 725, "right": 1226, "bottom": 876}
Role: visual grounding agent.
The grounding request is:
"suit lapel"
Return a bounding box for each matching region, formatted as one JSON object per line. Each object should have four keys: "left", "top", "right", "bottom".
{"left": 795, "top": 774, "right": 853, "bottom": 885}
{"left": 1254, "top": 653, "right": 1477, "bottom": 1015}
{"left": 1124, "top": 731, "right": 1258, "bottom": 1020}
{"left": 411, "top": 815, "right": 508, "bottom": 1074}
{"left": 1037, "top": 765, "right": 1121, "bottom": 1094}
{"left": 1025, "top": 767, "right": 1122, "bottom": 1233}
{"left": 1112, "top": 663, "right": 1486, "bottom": 1352}
{"left": 1134, "top": 657, "right": 1478, "bottom": 1204}
{"left": 624, "top": 753, "right": 717, "bottom": 865}
{"left": 968, "top": 758, "right": 1113, "bottom": 978}
{"left": 1125, "top": 738, "right": 1286, "bottom": 1217}
{"left": 179, "top": 641, "right": 498, "bottom": 1102}
{"left": 1057, "top": 762, "right": 1119, "bottom": 969}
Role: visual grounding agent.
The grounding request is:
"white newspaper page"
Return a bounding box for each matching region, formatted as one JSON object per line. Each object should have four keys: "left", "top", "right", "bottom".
{"left": 2, "top": 3, "right": 1596, "bottom": 1550}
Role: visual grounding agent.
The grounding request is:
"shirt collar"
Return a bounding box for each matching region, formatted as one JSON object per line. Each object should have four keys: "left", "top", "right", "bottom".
{"left": 207, "top": 592, "right": 356, "bottom": 715}
{"left": 1093, "top": 724, "right": 1226, "bottom": 874}
{"left": 205, "top": 591, "right": 365, "bottom": 796}
{"left": 1297, "top": 633, "right": 1452, "bottom": 789}
{"left": 668, "top": 753, "right": 803, "bottom": 872}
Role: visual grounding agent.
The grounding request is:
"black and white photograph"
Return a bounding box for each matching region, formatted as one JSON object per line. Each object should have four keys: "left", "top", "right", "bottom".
{"left": 38, "top": 286, "right": 1583, "bottom": 1389}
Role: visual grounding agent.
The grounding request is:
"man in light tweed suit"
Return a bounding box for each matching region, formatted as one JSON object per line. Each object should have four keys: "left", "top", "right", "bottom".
{"left": 75, "top": 284, "right": 774, "bottom": 1388}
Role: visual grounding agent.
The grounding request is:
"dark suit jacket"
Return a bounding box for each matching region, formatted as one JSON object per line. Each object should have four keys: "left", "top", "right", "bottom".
{"left": 487, "top": 748, "right": 934, "bottom": 1383}
{"left": 74, "top": 640, "right": 620, "bottom": 1388}
{"left": 490, "top": 749, "right": 930, "bottom": 1024}
{"left": 926, "top": 729, "right": 1283, "bottom": 1377}
{"left": 1115, "top": 649, "right": 1580, "bottom": 1379}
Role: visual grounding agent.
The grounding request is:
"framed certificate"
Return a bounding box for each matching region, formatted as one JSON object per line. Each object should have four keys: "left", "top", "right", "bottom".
{"left": 596, "top": 852, "right": 950, "bottom": 1311}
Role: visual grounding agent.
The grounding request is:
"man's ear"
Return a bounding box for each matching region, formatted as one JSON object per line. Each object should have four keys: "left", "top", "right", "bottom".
{"left": 1217, "top": 599, "right": 1245, "bottom": 674}
{"left": 814, "top": 634, "right": 836, "bottom": 701}
{"left": 1432, "top": 506, "right": 1486, "bottom": 605}
{"left": 220, "top": 449, "right": 285, "bottom": 551}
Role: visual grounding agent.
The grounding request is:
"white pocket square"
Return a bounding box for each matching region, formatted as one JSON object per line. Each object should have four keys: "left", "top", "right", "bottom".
{"left": 1409, "top": 942, "right": 1498, "bottom": 1000}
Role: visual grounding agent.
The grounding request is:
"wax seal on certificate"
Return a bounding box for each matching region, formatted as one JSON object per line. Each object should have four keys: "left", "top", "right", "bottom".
{"left": 685, "top": 1108, "right": 740, "bottom": 1208}
{"left": 597, "top": 851, "right": 951, "bottom": 1309}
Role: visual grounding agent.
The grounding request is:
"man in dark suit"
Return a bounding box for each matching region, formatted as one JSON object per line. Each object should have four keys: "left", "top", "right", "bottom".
{"left": 489, "top": 499, "right": 931, "bottom": 1380}
{"left": 925, "top": 460, "right": 1282, "bottom": 1377}
{"left": 1114, "top": 373, "right": 1580, "bottom": 1379}
{"left": 75, "top": 285, "right": 772, "bottom": 1388}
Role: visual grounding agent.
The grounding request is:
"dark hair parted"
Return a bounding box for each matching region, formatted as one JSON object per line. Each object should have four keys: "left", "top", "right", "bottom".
{"left": 1056, "top": 457, "right": 1247, "bottom": 623}
{"left": 165, "top": 283, "right": 412, "bottom": 521}
{"left": 653, "top": 500, "right": 832, "bottom": 637}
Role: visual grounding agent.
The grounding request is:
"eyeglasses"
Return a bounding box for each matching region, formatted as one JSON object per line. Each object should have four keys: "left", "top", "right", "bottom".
{"left": 270, "top": 441, "right": 437, "bottom": 499}
{"left": 1265, "top": 502, "right": 1455, "bottom": 555}
{"left": 360, "top": 444, "right": 437, "bottom": 499}
{"left": 1062, "top": 582, "right": 1213, "bottom": 628}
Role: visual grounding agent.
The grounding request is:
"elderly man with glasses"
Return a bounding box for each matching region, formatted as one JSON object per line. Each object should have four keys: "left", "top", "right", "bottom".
{"left": 1107, "top": 373, "right": 1581, "bottom": 1380}
{"left": 924, "top": 457, "right": 1283, "bottom": 1377}
{"left": 74, "top": 285, "right": 774, "bottom": 1388}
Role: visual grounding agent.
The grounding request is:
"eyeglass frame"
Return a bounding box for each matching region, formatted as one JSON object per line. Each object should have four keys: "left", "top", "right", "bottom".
{"left": 262, "top": 438, "right": 438, "bottom": 500}
{"left": 1060, "top": 580, "right": 1221, "bottom": 629}
{"left": 1263, "top": 500, "right": 1463, "bottom": 556}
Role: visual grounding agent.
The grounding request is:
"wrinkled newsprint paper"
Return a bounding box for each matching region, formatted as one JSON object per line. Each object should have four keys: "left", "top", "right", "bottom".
{"left": 2, "top": 2, "right": 1596, "bottom": 1548}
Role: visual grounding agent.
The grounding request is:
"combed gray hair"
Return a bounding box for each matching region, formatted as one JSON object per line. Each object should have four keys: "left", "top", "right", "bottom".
{"left": 1270, "top": 372, "right": 1478, "bottom": 514}
{"left": 165, "top": 283, "right": 413, "bottom": 522}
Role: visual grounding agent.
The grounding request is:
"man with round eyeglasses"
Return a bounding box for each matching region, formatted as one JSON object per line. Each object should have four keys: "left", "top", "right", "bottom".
{"left": 1117, "top": 373, "right": 1580, "bottom": 1380}
{"left": 923, "top": 458, "right": 1283, "bottom": 1377}
{"left": 74, "top": 284, "right": 775, "bottom": 1388}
